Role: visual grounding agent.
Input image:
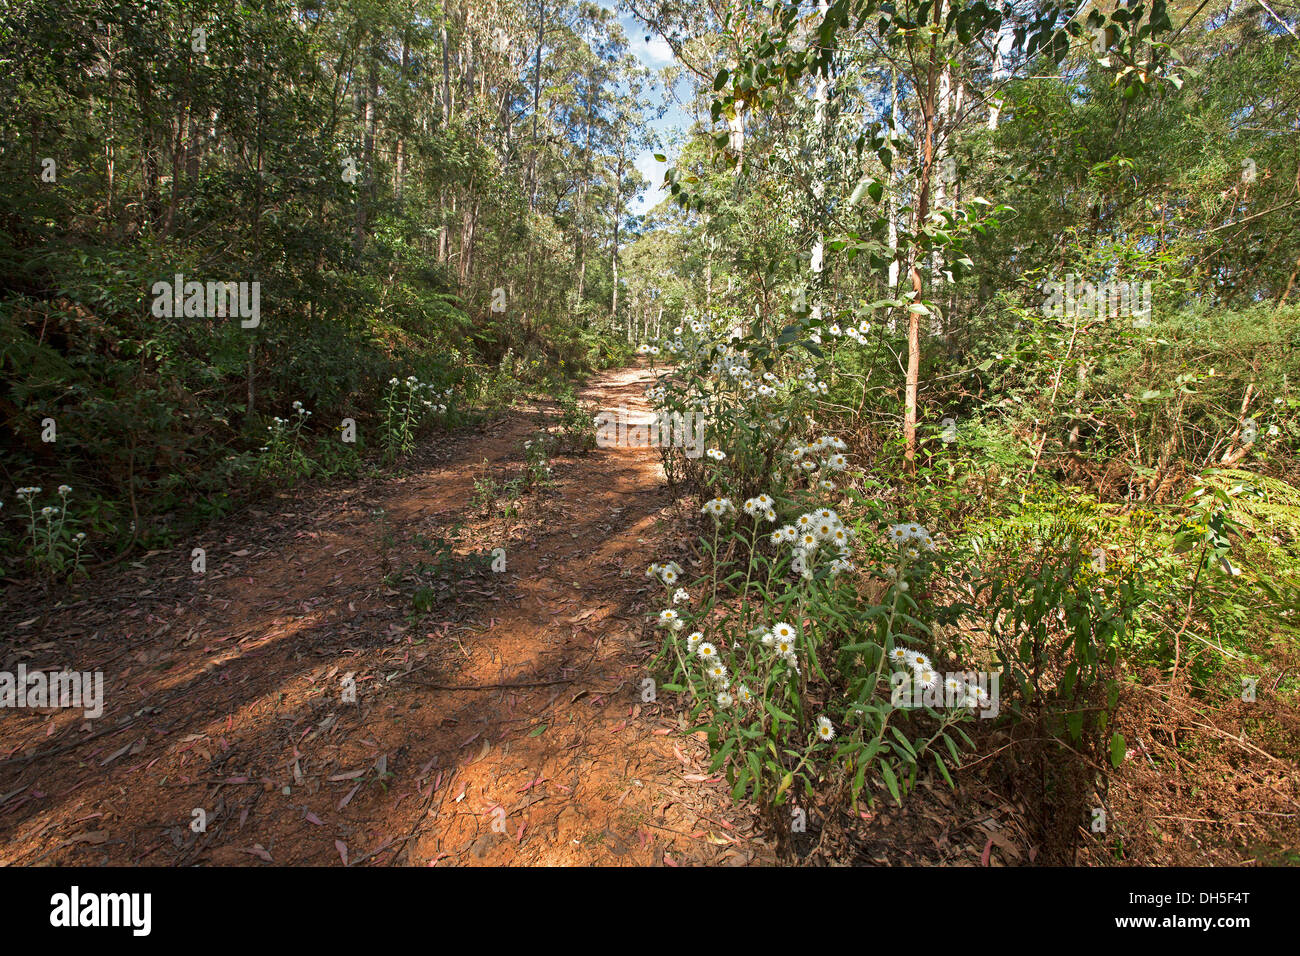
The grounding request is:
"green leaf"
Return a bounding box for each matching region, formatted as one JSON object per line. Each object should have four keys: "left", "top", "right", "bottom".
{"left": 933, "top": 752, "right": 954, "bottom": 787}
{"left": 879, "top": 760, "right": 902, "bottom": 805}
{"left": 1110, "top": 732, "right": 1126, "bottom": 768}
{"left": 889, "top": 726, "right": 917, "bottom": 759}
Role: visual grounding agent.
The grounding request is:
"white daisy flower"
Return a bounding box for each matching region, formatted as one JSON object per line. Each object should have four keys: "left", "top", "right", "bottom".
{"left": 816, "top": 716, "right": 835, "bottom": 741}
{"left": 701, "top": 497, "right": 735, "bottom": 519}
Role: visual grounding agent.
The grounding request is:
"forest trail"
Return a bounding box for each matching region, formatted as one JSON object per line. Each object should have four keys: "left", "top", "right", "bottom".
{"left": 0, "top": 364, "right": 773, "bottom": 866}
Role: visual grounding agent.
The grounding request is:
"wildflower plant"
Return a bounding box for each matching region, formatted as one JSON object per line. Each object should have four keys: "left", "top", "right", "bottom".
{"left": 522, "top": 432, "right": 554, "bottom": 490}
{"left": 14, "top": 484, "right": 87, "bottom": 579}
{"left": 644, "top": 314, "right": 983, "bottom": 835}
{"left": 554, "top": 384, "right": 598, "bottom": 453}
{"left": 381, "top": 376, "right": 452, "bottom": 461}
{"left": 256, "top": 402, "right": 316, "bottom": 482}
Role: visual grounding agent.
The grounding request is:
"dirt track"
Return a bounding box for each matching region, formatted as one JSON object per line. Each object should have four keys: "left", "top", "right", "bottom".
{"left": 0, "top": 365, "right": 773, "bottom": 866}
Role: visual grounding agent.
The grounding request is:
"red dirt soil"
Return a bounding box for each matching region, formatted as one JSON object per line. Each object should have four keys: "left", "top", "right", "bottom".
{"left": 0, "top": 365, "right": 775, "bottom": 866}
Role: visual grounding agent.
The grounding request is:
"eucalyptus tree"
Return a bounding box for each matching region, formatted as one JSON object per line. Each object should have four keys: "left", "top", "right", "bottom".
{"left": 657, "top": 0, "right": 1179, "bottom": 465}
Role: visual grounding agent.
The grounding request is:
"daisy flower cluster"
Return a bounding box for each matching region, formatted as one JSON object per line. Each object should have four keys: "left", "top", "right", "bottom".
{"left": 742, "top": 493, "right": 777, "bottom": 522}
{"left": 688, "top": 633, "right": 760, "bottom": 710}
{"left": 387, "top": 376, "right": 452, "bottom": 414}
{"left": 787, "top": 434, "right": 849, "bottom": 483}
{"left": 700, "top": 496, "right": 735, "bottom": 520}
{"left": 758, "top": 620, "right": 802, "bottom": 672}
{"left": 708, "top": 348, "right": 752, "bottom": 382}
{"left": 889, "top": 645, "right": 940, "bottom": 690}
{"left": 886, "top": 647, "right": 989, "bottom": 709}
{"left": 647, "top": 560, "right": 685, "bottom": 586}
{"left": 886, "top": 522, "right": 937, "bottom": 553}
{"left": 809, "top": 317, "right": 872, "bottom": 346}
{"left": 771, "top": 507, "right": 855, "bottom": 578}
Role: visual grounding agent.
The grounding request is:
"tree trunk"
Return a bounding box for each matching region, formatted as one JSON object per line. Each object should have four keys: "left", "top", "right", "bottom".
{"left": 902, "top": 0, "right": 943, "bottom": 470}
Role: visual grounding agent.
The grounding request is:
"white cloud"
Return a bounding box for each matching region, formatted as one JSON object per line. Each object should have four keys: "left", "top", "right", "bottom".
{"left": 638, "top": 34, "right": 673, "bottom": 66}
{"left": 630, "top": 152, "right": 668, "bottom": 214}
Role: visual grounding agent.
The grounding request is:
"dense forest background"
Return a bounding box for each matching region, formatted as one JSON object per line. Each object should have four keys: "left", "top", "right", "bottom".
{"left": 2, "top": 0, "right": 649, "bottom": 563}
